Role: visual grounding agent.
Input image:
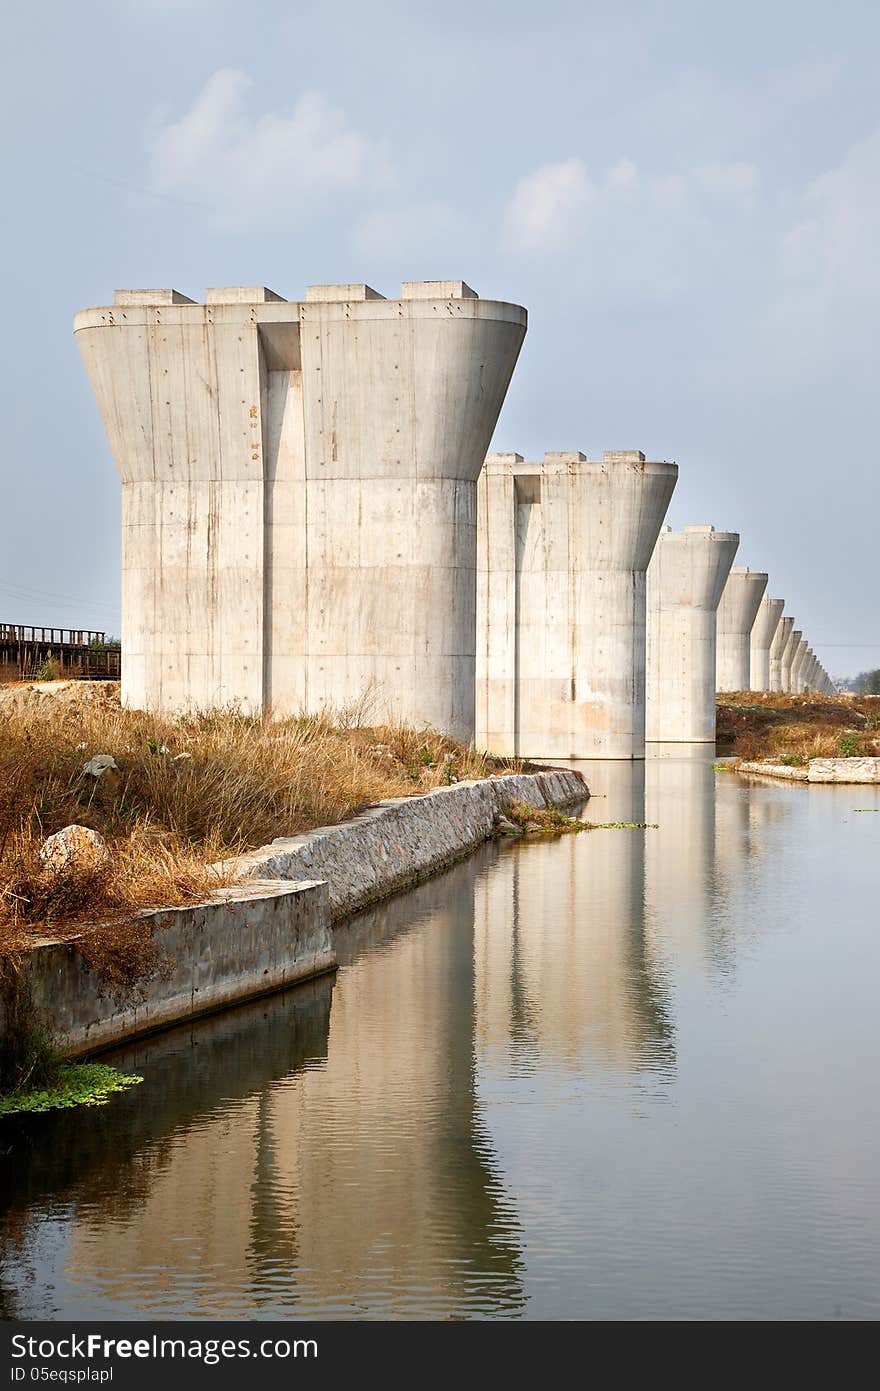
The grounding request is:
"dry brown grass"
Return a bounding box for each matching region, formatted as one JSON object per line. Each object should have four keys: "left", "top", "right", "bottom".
{"left": 0, "top": 683, "right": 520, "bottom": 949}
{"left": 717, "top": 692, "right": 880, "bottom": 762}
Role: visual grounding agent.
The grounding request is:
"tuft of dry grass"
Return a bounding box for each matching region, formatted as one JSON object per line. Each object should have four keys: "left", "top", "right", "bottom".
{"left": 0, "top": 683, "right": 520, "bottom": 949}
{"left": 717, "top": 692, "right": 880, "bottom": 762}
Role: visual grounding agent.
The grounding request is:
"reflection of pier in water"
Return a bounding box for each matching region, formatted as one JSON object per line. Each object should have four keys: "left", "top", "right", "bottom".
{"left": 475, "top": 761, "right": 674, "bottom": 1076}
{"left": 1, "top": 757, "right": 785, "bottom": 1320}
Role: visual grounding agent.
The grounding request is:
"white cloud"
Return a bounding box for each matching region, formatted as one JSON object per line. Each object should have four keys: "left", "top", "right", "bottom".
{"left": 605, "top": 157, "right": 640, "bottom": 198}
{"left": 502, "top": 158, "right": 599, "bottom": 255}
{"left": 149, "top": 69, "right": 393, "bottom": 224}
{"left": 353, "top": 203, "right": 452, "bottom": 257}
{"left": 759, "top": 129, "right": 880, "bottom": 376}
{"left": 696, "top": 161, "right": 759, "bottom": 199}
{"left": 503, "top": 155, "right": 760, "bottom": 256}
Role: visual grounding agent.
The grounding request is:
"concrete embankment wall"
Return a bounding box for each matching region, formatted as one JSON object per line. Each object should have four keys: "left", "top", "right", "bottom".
{"left": 7, "top": 879, "right": 332, "bottom": 1058}
{"left": 4, "top": 769, "right": 587, "bottom": 1058}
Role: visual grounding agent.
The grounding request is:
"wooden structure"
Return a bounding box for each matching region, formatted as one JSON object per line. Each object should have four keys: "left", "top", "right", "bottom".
{"left": 0, "top": 624, "right": 121, "bottom": 680}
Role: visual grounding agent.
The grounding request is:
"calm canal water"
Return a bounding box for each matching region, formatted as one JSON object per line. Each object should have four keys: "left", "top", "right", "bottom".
{"left": 2, "top": 753, "right": 879, "bottom": 1320}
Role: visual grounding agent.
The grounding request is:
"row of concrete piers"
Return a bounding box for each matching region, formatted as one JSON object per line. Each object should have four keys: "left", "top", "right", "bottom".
{"left": 74, "top": 279, "right": 833, "bottom": 760}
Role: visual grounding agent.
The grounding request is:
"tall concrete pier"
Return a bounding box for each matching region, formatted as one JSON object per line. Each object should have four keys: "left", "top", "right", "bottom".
{"left": 769, "top": 615, "right": 794, "bottom": 691}
{"left": 749, "top": 596, "right": 784, "bottom": 692}
{"left": 781, "top": 627, "right": 802, "bottom": 692}
{"left": 790, "top": 638, "right": 809, "bottom": 693}
{"left": 75, "top": 282, "right": 527, "bottom": 737}
{"left": 716, "top": 567, "right": 769, "bottom": 692}
{"left": 646, "top": 525, "right": 739, "bottom": 743}
{"left": 477, "top": 449, "right": 677, "bottom": 758}
{"left": 803, "top": 651, "right": 817, "bottom": 691}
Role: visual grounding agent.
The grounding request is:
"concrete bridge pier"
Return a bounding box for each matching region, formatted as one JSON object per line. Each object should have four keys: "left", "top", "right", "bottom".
{"left": 780, "top": 626, "right": 802, "bottom": 692}
{"left": 477, "top": 449, "right": 678, "bottom": 759}
{"left": 716, "top": 567, "right": 769, "bottom": 692}
{"left": 75, "top": 280, "right": 527, "bottom": 739}
{"left": 750, "top": 596, "right": 784, "bottom": 692}
{"left": 769, "top": 615, "right": 794, "bottom": 692}
{"left": 646, "top": 524, "right": 739, "bottom": 743}
{"left": 790, "top": 638, "right": 810, "bottom": 693}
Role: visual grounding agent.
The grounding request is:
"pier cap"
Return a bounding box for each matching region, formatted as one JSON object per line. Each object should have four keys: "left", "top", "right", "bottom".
{"left": 305, "top": 283, "right": 386, "bottom": 301}
{"left": 205, "top": 287, "right": 286, "bottom": 303}
{"left": 114, "top": 289, "right": 195, "bottom": 305}
{"left": 401, "top": 280, "right": 478, "bottom": 299}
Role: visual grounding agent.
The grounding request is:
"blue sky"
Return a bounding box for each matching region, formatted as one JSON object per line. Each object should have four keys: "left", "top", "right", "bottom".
{"left": 3, "top": 0, "right": 879, "bottom": 679}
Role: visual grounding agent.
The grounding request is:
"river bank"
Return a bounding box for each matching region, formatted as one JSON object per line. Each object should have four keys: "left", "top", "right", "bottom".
{"left": 5, "top": 755, "right": 878, "bottom": 1319}
{"left": 0, "top": 769, "right": 587, "bottom": 1062}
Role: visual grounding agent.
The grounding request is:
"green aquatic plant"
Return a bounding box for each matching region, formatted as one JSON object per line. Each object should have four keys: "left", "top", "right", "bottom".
{"left": 0, "top": 1063, "right": 142, "bottom": 1117}
{"left": 581, "top": 821, "right": 658, "bottom": 830}
{"left": 501, "top": 802, "right": 656, "bottom": 836}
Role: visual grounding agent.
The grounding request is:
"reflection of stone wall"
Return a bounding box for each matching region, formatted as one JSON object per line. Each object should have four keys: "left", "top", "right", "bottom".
{"left": 55, "top": 861, "right": 523, "bottom": 1318}
{"left": 1, "top": 980, "right": 333, "bottom": 1318}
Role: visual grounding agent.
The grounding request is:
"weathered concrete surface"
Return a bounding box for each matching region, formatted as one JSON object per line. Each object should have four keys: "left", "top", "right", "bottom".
{"left": 769, "top": 615, "right": 794, "bottom": 692}
{"left": 646, "top": 524, "right": 739, "bottom": 743}
{"left": 476, "top": 450, "right": 677, "bottom": 759}
{"left": 8, "top": 880, "right": 333, "bottom": 1057}
{"left": 808, "top": 758, "right": 880, "bottom": 783}
{"left": 75, "top": 283, "right": 527, "bottom": 741}
{"left": 716, "top": 567, "right": 768, "bottom": 691}
{"left": 230, "top": 769, "right": 589, "bottom": 919}
{"left": 780, "top": 626, "right": 802, "bottom": 692}
{"left": 750, "top": 596, "right": 784, "bottom": 692}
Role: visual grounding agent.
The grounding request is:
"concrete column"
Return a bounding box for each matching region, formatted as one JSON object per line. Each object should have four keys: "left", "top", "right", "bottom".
{"left": 75, "top": 281, "right": 527, "bottom": 736}
{"left": 716, "top": 567, "right": 769, "bottom": 692}
{"left": 477, "top": 449, "right": 678, "bottom": 758}
{"left": 769, "top": 615, "right": 794, "bottom": 692}
{"left": 790, "top": 638, "right": 809, "bottom": 693}
{"left": 749, "top": 595, "right": 784, "bottom": 692}
{"left": 780, "top": 628, "right": 801, "bottom": 691}
{"left": 646, "top": 524, "right": 739, "bottom": 743}
{"left": 804, "top": 652, "right": 818, "bottom": 691}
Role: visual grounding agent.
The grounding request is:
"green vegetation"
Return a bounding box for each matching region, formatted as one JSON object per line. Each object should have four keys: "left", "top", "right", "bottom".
{"left": 780, "top": 753, "right": 807, "bottom": 767}
{"left": 851, "top": 669, "right": 880, "bottom": 695}
{"left": 0, "top": 1063, "right": 142, "bottom": 1116}
{"left": 502, "top": 801, "right": 656, "bottom": 835}
{"left": 837, "top": 732, "right": 864, "bottom": 757}
{"left": 33, "top": 659, "right": 62, "bottom": 682}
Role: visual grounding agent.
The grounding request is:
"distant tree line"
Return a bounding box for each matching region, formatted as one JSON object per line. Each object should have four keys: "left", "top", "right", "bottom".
{"left": 846, "top": 669, "right": 880, "bottom": 694}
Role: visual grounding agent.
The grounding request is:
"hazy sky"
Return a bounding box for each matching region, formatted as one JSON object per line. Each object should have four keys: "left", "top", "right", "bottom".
{"left": 2, "top": 0, "right": 878, "bottom": 679}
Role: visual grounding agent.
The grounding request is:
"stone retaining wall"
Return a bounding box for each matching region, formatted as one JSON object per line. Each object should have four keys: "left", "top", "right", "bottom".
{"left": 737, "top": 761, "right": 808, "bottom": 781}
{"left": 738, "top": 758, "right": 880, "bottom": 784}
{"left": 228, "top": 768, "right": 589, "bottom": 920}
{"left": 4, "top": 769, "right": 588, "bottom": 1058}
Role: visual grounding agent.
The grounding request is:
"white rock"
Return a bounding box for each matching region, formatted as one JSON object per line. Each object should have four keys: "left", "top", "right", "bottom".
{"left": 83, "top": 753, "right": 119, "bottom": 778}
{"left": 39, "top": 824, "right": 110, "bottom": 876}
